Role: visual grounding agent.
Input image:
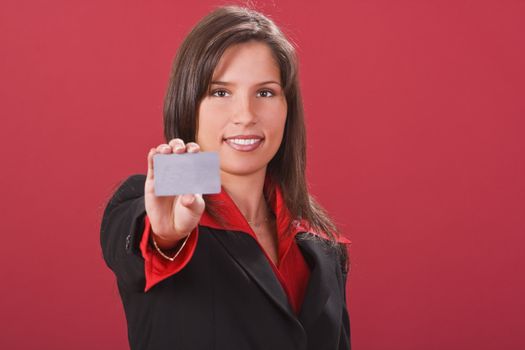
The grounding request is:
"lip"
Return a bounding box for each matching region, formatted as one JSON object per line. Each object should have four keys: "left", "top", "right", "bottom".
{"left": 224, "top": 134, "right": 264, "bottom": 140}
{"left": 223, "top": 134, "right": 264, "bottom": 152}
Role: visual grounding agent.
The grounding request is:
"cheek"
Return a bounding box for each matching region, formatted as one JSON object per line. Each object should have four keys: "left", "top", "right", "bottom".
{"left": 196, "top": 103, "right": 225, "bottom": 150}
{"left": 196, "top": 123, "right": 217, "bottom": 151}
{"left": 267, "top": 105, "right": 287, "bottom": 140}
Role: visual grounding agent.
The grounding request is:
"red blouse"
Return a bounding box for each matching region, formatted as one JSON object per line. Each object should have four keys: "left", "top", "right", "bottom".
{"left": 139, "top": 178, "right": 351, "bottom": 315}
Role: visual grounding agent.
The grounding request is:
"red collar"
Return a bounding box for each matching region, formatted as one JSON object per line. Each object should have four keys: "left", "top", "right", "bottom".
{"left": 199, "top": 175, "right": 351, "bottom": 247}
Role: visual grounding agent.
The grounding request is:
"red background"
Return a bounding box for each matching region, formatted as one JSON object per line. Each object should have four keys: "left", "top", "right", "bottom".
{"left": 1, "top": 0, "right": 523, "bottom": 349}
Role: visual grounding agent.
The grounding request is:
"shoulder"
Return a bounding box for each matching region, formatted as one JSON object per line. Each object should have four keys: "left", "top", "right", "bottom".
{"left": 295, "top": 231, "right": 350, "bottom": 277}
{"left": 110, "top": 174, "right": 147, "bottom": 204}
{"left": 294, "top": 219, "right": 351, "bottom": 245}
{"left": 102, "top": 174, "right": 147, "bottom": 220}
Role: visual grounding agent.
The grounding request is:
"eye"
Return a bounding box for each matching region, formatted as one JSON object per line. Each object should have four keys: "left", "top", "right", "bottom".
{"left": 210, "top": 89, "right": 230, "bottom": 97}
{"left": 257, "top": 89, "right": 275, "bottom": 98}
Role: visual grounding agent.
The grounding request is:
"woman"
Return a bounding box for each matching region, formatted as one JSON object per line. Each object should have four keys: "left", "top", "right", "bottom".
{"left": 100, "top": 5, "right": 351, "bottom": 350}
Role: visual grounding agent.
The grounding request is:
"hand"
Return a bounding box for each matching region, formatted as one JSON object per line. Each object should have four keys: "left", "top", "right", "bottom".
{"left": 145, "top": 138, "right": 206, "bottom": 250}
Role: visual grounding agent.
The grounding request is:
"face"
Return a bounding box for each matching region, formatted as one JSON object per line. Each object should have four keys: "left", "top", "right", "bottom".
{"left": 196, "top": 40, "right": 287, "bottom": 178}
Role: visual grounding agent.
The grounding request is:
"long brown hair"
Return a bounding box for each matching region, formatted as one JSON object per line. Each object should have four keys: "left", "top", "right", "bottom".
{"left": 162, "top": 4, "right": 348, "bottom": 268}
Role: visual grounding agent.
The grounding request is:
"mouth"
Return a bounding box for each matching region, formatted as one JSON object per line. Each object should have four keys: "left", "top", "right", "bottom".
{"left": 223, "top": 135, "right": 264, "bottom": 152}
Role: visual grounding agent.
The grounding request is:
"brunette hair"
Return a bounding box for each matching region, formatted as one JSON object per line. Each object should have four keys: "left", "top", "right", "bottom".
{"left": 162, "top": 4, "right": 349, "bottom": 268}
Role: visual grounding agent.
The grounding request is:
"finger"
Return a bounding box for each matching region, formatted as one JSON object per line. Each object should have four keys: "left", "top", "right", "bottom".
{"left": 180, "top": 194, "right": 196, "bottom": 206}
{"left": 168, "top": 138, "right": 186, "bottom": 154}
{"left": 186, "top": 142, "right": 200, "bottom": 153}
{"left": 180, "top": 193, "right": 205, "bottom": 213}
{"left": 156, "top": 143, "right": 172, "bottom": 154}
{"left": 147, "top": 148, "right": 157, "bottom": 180}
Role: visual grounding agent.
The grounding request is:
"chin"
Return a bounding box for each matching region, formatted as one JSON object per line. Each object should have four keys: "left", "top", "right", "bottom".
{"left": 221, "top": 161, "right": 267, "bottom": 177}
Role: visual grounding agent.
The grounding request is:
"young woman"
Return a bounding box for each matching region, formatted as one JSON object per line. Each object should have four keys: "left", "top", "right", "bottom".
{"left": 101, "top": 5, "right": 351, "bottom": 350}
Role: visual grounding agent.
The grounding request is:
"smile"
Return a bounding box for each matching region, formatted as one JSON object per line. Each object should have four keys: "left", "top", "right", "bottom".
{"left": 223, "top": 137, "right": 264, "bottom": 152}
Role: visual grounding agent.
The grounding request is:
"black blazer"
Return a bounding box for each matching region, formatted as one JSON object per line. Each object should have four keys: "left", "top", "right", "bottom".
{"left": 100, "top": 175, "right": 351, "bottom": 350}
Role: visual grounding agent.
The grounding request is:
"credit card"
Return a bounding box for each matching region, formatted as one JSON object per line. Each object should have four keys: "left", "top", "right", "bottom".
{"left": 153, "top": 152, "right": 221, "bottom": 196}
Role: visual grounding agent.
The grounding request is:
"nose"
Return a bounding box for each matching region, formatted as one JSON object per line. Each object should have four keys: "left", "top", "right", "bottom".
{"left": 232, "top": 93, "right": 257, "bottom": 126}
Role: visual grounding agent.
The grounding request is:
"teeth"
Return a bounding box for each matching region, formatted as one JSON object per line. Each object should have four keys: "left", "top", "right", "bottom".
{"left": 229, "top": 138, "right": 261, "bottom": 145}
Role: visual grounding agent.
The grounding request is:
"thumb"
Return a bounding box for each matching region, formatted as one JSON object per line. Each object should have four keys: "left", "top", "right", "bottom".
{"left": 180, "top": 194, "right": 204, "bottom": 209}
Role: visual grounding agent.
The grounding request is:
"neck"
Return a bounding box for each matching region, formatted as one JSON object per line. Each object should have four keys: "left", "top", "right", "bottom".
{"left": 221, "top": 167, "right": 270, "bottom": 223}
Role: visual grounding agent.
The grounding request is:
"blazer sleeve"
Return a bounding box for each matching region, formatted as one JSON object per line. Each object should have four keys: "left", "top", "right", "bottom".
{"left": 338, "top": 242, "right": 352, "bottom": 350}
{"left": 99, "top": 174, "right": 198, "bottom": 292}
{"left": 100, "top": 174, "right": 147, "bottom": 292}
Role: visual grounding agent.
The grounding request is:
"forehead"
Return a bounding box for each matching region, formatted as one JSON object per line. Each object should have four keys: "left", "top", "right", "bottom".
{"left": 211, "top": 41, "right": 281, "bottom": 83}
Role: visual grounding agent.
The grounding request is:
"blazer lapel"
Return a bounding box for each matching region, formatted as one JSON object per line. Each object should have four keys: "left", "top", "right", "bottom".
{"left": 211, "top": 229, "right": 297, "bottom": 318}
{"left": 296, "top": 233, "right": 339, "bottom": 330}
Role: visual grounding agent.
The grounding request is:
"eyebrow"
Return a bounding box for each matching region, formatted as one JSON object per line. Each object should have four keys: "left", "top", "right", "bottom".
{"left": 210, "top": 80, "right": 282, "bottom": 87}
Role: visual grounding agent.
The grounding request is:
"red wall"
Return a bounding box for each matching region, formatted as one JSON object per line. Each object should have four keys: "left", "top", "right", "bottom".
{"left": 1, "top": 0, "right": 523, "bottom": 349}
